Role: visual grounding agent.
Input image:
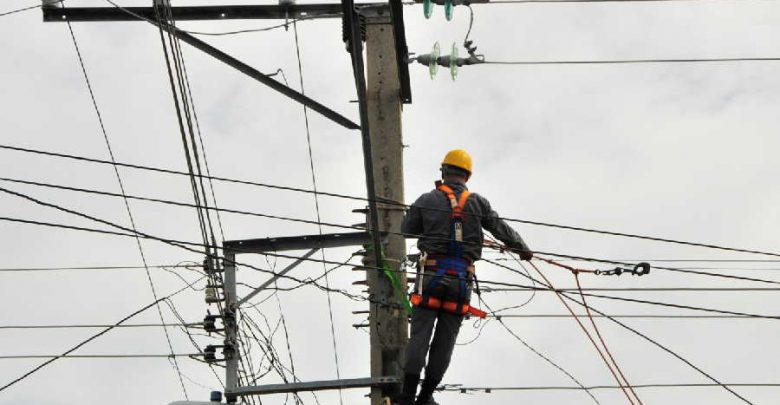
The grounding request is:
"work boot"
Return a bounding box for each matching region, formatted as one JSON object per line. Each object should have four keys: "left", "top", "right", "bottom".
{"left": 398, "top": 373, "right": 420, "bottom": 405}
{"left": 414, "top": 378, "right": 440, "bottom": 405}
{"left": 414, "top": 397, "right": 439, "bottom": 405}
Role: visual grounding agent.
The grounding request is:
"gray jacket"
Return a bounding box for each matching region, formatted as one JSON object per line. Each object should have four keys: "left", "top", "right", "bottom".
{"left": 401, "top": 181, "right": 530, "bottom": 262}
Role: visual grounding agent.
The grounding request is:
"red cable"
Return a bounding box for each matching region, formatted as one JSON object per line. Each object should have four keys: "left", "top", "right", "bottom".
{"left": 538, "top": 256, "right": 597, "bottom": 273}
{"left": 574, "top": 272, "right": 644, "bottom": 405}
{"left": 528, "top": 261, "right": 635, "bottom": 405}
{"left": 540, "top": 256, "right": 644, "bottom": 403}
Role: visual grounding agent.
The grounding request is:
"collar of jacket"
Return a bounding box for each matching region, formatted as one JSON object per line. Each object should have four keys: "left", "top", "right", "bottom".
{"left": 442, "top": 180, "right": 468, "bottom": 192}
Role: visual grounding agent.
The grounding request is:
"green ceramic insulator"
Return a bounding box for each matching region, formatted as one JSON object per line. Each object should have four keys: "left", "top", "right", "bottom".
{"left": 424, "top": 0, "right": 433, "bottom": 19}
{"left": 430, "top": 41, "right": 441, "bottom": 79}
{"left": 450, "top": 42, "right": 459, "bottom": 80}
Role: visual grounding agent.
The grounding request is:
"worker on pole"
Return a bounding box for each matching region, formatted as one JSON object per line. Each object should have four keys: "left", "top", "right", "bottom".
{"left": 398, "top": 149, "right": 533, "bottom": 405}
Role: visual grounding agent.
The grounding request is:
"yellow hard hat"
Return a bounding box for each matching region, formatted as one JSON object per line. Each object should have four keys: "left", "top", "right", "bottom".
{"left": 441, "top": 149, "right": 473, "bottom": 174}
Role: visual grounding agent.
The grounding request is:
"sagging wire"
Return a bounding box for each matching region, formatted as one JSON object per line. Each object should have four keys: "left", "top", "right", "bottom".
{"left": 455, "top": 316, "right": 491, "bottom": 346}
{"left": 474, "top": 290, "right": 602, "bottom": 405}
{"left": 265, "top": 254, "right": 306, "bottom": 405}
{"left": 65, "top": 17, "right": 188, "bottom": 399}
{"left": 521, "top": 257, "right": 641, "bottom": 405}
{"left": 490, "top": 255, "right": 756, "bottom": 405}
{"left": 240, "top": 313, "right": 307, "bottom": 405}
{"left": 484, "top": 236, "right": 538, "bottom": 312}
{"left": 6, "top": 142, "right": 780, "bottom": 262}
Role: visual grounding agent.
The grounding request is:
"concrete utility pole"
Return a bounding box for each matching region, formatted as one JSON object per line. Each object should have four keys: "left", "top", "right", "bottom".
{"left": 362, "top": 8, "right": 409, "bottom": 405}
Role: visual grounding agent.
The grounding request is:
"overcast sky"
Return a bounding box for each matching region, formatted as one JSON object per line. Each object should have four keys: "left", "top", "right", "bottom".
{"left": 2, "top": 0, "right": 780, "bottom": 404}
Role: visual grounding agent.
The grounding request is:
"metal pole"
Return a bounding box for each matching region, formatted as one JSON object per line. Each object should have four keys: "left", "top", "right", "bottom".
{"left": 223, "top": 250, "right": 239, "bottom": 403}
{"left": 362, "top": 7, "right": 408, "bottom": 404}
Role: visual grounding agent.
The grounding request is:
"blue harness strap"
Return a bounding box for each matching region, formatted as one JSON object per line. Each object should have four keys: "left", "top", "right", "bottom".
{"left": 420, "top": 183, "right": 471, "bottom": 315}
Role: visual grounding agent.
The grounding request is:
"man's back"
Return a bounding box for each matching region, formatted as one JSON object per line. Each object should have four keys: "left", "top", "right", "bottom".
{"left": 402, "top": 181, "right": 529, "bottom": 262}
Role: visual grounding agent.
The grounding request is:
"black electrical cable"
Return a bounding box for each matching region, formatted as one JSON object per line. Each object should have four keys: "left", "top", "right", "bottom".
{"left": 7, "top": 174, "right": 780, "bottom": 289}
{"left": 442, "top": 383, "right": 780, "bottom": 393}
{"left": 484, "top": 57, "right": 780, "bottom": 65}
{"left": 0, "top": 323, "right": 198, "bottom": 330}
{"left": 490, "top": 257, "right": 756, "bottom": 404}
{"left": 153, "top": 8, "right": 230, "bottom": 396}
{"left": 151, "top": 10, "right": 231, "bottom": 391}
{"left": 0, "top": 4, "right": 40, "bottom": 17}
{"left": 482, "top": 287, "right": 780, "bottom": 293}
{"left": 65, "top": 19, "right": 189, "bottom": 399}
{"left": 6, "top": 205, "right": 780, "bottom": 325}
{"left": 476, "top": 294, "right": 602, "bottom": 404}
{"left": 534, "top": 252, "right": 780, "bottom": 286}
{"left": 0, "top": 264, "right": 194, "bottom": 272}
{"left": 3, "top": 143, "right": 779, "bottom": 260}
{"left": 186, "top": 14, "right": 342, "bottom": 36}
{"left": 0, "top": 190, "right": 365, "bottom": 302}
{"left": 6, "top": 205, "right": 780, "bottom": 324}
{"left": 478, "top": 261, "right": 780, "bottom": 320}
{"left": 493, "top": 314, "right": 777, "bottom": 319}
{"left": 486, "top": 0, "right": 763, "bottom": 4}
{"left": 0, "top": 275, "right": 205, "bottom": 393}
{"left": 4, "top": 181, "right": 778, "bottom": 327}
{"left": 0, "top": 354, "right": 202, "bottom": 359}
{"left": 290, "top": 20, "right": 343, "bottom": 403}
{"left": 0, "top": 0, "right": 64, "bottom": 18}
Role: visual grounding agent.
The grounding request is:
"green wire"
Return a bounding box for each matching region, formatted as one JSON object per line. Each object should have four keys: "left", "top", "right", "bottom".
{"left": 365, "top": 244, "right": 413, "bottom": 315}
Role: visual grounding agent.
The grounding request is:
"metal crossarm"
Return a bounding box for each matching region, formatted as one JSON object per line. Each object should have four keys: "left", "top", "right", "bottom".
{"left": 227, "top": 377, "right": 400, "bottom": 396}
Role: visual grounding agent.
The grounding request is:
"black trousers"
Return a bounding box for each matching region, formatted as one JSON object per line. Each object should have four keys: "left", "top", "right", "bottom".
{"left": 404, "top": 305, "right": 464, "bottom": 382}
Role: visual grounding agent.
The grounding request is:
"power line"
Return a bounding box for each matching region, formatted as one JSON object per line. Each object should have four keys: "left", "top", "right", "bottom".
{"left": 150, "top": 5, "right": 230, "bottom": 397}
{"left": 7, "top": 200, "right": 780, "bottom": 402}
{"left": 494, "top": 314, "right": 779, "bottom": 319}
{"left": 0, "top": 323, "right": 199, "bottom": 330}
{"left": 0, "top": 214, "right": 367, "bottom": 302}
{"left": 3, "top": 143, "right": 780, "bottom": 260}
{"left": 479, "top": 262, "right": 780, "bottom": 320}
{"left": 4, "top": 178, "right": 779, "bottom": 325}
{"left": 5, "top": 205, "right": 780, "bottom": 323}
{"left": 483, "top": 287, "right": 780, "bottom": 292}
{"left": 0, "top": 275, "right": 205, "bottom": 393}
{"left": 484, "top": 57, "right": 780, "bottom": 65}
{"left": 0, "top": 264, "right": 196, "bottom": 272}
{"left": 291, "top": 20, "right": 343, "bottom": 403}
{"left": 540, "top": 259, "right": 780, "bottom": 263}
{"left": 0, "top": 3, "right": 47, "bottom": 18}
{"left": 6, "top": 202, "right": 780, "bottom": 321}
{"left": 6, "top": 174, "right": 780, "bottom": 290}
{"left": 524, "top": 261, "right": 642, "bottom": 404}
{"left": 66, "top": 21, "right": 189, "bottom": 398}
{"left": 185, "top": 14, "right": 341, "bottom": 36}
{"left": 442, "top": 383, "right": 780, "bottom": 393}
{"left": 0, "top": 354, "right": 202, "bottom": 360}
{"left": 486, "top": 0, "right": 762, "bottom": 3}
{"left": 533, "top": 252, "right": 780, "bottom": 286}
{"left": 491, "top": 256, "right": 757, "bottom": 404}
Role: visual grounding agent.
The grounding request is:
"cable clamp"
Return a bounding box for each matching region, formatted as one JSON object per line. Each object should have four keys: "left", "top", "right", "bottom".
{"left": 595, "top": 262, "right": 651, "bottom": 276}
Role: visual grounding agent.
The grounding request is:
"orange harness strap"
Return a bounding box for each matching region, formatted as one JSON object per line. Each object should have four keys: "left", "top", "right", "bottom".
{"left": 410, "top": 293, "right": 487, "bottom": 319}
{"left": 437, "top": 184, "right": 470, "bottom": 219}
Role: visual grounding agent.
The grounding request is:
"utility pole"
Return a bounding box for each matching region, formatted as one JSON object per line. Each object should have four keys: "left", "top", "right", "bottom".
{"left": 361, "top": 6, "right": 409, "bottom": 405}
{"left": 43, "top": 2, "right": 413, "bottom": 403}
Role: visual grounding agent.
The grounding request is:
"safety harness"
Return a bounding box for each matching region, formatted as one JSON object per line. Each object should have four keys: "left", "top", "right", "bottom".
{"left": 410, "top": 182, "right": 487, "bottom": 319}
